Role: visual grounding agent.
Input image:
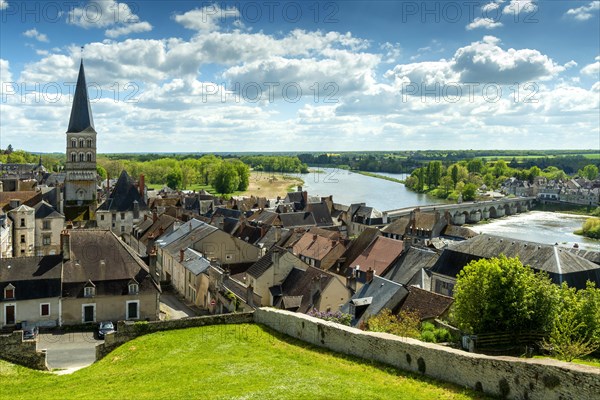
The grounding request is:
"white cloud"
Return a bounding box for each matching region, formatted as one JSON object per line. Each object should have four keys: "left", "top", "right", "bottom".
{"left": 565, "top": 1, "right": 600, "bottom": 21}
{"left": 105, "top": 21, "right": 152, "bottom": 38}
{"left": 174, "top": 4, "right": 240, "bottom": 32}
{"left": 0, "top": 58, "right": 12, "bottom": 83}
{"left": 503, "top": 0, "right": 537, "bottom": 15}
{"left": 380, "top": 42, "right": 401, "bottom": 63}
{"left": 466, "top": 17, "right": 503, "bottom": 30}
{"left": 67, "top": 0, "right": 152, "bottom": 38}
{"left": 482, "top": 1, "right": 504, "bottom": 13}
{"left": 23, "top": 28, "right": 49, "bottom": 43}
{"left": 581, "top": 56, "right": 600, "bottom": 77}
{"left": 0, "top": 0, "right": 8, "bottom": 10}
{"left": 564, "top": 60, "right": 578, "bottom": 69}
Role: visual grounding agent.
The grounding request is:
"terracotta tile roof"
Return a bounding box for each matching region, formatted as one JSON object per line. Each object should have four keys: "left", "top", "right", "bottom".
{"left": 399, "top": 286, "right": 454, "bottom": 320}
{"left": 292, "top": 232, "right": 344, "bottom": 261}
{"left": 0, "top": 191, "right": 42, "bottom": 212}
{"left": 348, "top": 236, "right": 404, "bottom": 276}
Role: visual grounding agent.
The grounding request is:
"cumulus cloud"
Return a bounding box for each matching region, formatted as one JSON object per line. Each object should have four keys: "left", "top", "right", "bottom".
{"left": 0, "top": 0, "right": 8, "bottom": 10}
{"left": 174, "top": 4, "right": 240, "bottom": 32}
{"left": 503, "top": 0, "right": 538, "bottom": 15}
{"left": 0, "top": 58, "right": 12, "bottom": 83}
{"left": 565, "top": 1, "right": 600, "bottom": 21}
{"left": 581, "top": 56, "right": 600, "bottom": 77}
{"left": 482, "top": 1, "right": 504, "bottom": 13}
{"left": 466, "top": 17, "right": 503, "bottom": 30}
{"left": 67, "top": 0, "right": 152, "bottom": 37}
{"left": 23, "top": 28, "right": 49, "bottom": 43}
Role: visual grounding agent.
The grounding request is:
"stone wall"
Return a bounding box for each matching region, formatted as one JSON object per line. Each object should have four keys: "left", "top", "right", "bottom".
{"left": 0, "top": 331, "right": 47, "bottom": 370}
{"left": 254, "top": 308, "right": 600, "bottom": 400}
{"left": 96, "top": 312, "right": 253, "bottom": 360}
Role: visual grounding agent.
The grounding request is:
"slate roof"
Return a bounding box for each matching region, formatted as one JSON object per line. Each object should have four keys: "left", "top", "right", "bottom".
{"left": 139, "top": 214, "right": 177, "bottom": 246}
{"left": 212, "top": 207, "right": 242, "bottom": 219}
{"left": 430, "top": 234, "right": 600, "bottom": 289}
{"left": 247, "top": 209, "right": 279, "bottom": 226}
{"left": 381, "top": 217, "right": 410, "bottom": 236}
{"left": 0, "top": 256, "right": 63, "bottom": 301}
{"left": 347, "top": 236, "right": 404, "bottom": 276}
{"left": 398, "top": 286, "right": 454, "bottom": 321}
{"left": 97, "top": 170, "right": 148, "bottom": 212}
{"left": 292, "top": 232, "right": 344, "bottom": 261}
{"left": 256, "top": 226, "right": 291, "bottom": 250}
{"left": 279, "top": 212, "right": 316, "bottom": 228}
{"left": 340, "top": 227, "right": 381, "bottom": 271}
{"left": 161, "top": 221, "right": 218, "bottom": 255}
{"left": 273, "top": 265, "right": 335, "bottom": 313}
{"left": 181, "top": 248, "right": 211, "bottom": 276}
{"left": 246, "top": 250, "right": 275, "bottom": 279}
{"left": 34, "top": 200, "right": 63, "bottom": 219}
{"left": 384, "top": 246, "right": 440, "bottom": 285}
{"left": 441, "top": 225, "right": 477, "bottom": 240}
{"left": 67, "top": 61, "right": 96, "bottom": 133}
{"left": 61, "top": 230, "right": 158, "bottom": 297}
{"left": 341, "top": 275, "right": 408, "bottom": 326}
{"left": 154, "top": 219, "right": 205, "bottom": 249}
{"left": 306, "top": 202, "right": 333, "bottom": 227}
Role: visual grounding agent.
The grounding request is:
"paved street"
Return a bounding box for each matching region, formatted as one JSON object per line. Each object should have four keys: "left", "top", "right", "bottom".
{"left": 160, "top": 293, "right": 198, "bottom": 320}
{"left": 37, "top": 331, "right": 101, "bottom": 373}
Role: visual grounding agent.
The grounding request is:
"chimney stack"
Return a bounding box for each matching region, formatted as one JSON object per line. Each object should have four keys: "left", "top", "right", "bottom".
{"left": 133, "top": 200, "right": 140, "bottom": 220}
{"left": 149, "top": 247, "right": 158, "bottom": 282}
{"left": 139, "top": 174, "right": 145, "bottom": 198}
{"left": 246, "top": 284, "right": 254, "bottom": 308}
{"left": 61, "top": 230, "right": 71, "bottom": 261}
{"left": 180, "top": 248, "right": 185, "bottom": 262}
{"left": 106, "top": 173, "right": 110, "bottom": 194}
{"left": 365, "top": 267, "right": 374, "bottom": 284}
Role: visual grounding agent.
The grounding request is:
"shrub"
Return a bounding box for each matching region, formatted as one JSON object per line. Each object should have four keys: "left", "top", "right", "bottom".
{"left": 420, "top": 330, "right": 437, "bottom": 343}
{"left": 366, "top": 309, "right": 420, "bottom": 338}
{"left": 307, "top": 309, "right": 352, "bottom": 326}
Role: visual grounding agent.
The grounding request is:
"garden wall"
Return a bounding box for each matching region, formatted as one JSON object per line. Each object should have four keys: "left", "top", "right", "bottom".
{"left": 0, "top": 331, "right": 47, "bottom": 370}
{"left": 254, "top": 308, "right": 600, "bottom": 400}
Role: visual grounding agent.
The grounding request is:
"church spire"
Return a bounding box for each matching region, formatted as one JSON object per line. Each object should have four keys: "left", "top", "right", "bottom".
{"left": 67, "top": 59, "right": 95, "bottom": 133}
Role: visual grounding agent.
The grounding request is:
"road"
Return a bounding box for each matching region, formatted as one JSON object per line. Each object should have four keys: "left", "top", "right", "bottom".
{"left": 37, "top": 331, "right": 101, "bottom": 373}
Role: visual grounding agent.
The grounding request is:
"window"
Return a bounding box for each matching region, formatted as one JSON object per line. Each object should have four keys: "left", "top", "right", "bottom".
{"left": 20, "top": 235, "right": 25, "bottom": 243}
{"left": 42, "top": 220, "right": 51, "bottom": 230}
{"left": 120, "top": 225, "right": 125, "bottom": 233}
{"left": 128, "top": 283, "right": 139, "bottom": 295}
{"left": 100, "top": 215, "right": 105, "bottom": 221}
{"left": 84, "top": 286, "right": 95, "bottom": 298}
{"left": 79, "top": 138, "right": 85, "bottom": 148}
{"left": 42, "top": 235, "right": 51, "bottom": 245}
{"left": 71, "top": 138, "right": 77, "bottom": 148}
{"left": 4, "top": 284, "right": 15, "bottom": 299}
{"left": 86, "top": 152, "right": 92, "bottom": 162}
{"left": 120, "top": 213, "right": 125, "bottom": 220}
{"left": 20, "top": 218, "right": 25, "bottom": 227}
{"left": 40, "top": 303, "right": 50, "bottom": 317}
{"left": 87, "top": 139, "right": 93, "bottom": 147}
{"left": 126, "top": 300, "right": 140, "bottom": 320}
{"left": 79, "top": 153, "right": 85, "bottom": 162}
{"left": 71, "top": 152, "right": 77, "bottom": 162}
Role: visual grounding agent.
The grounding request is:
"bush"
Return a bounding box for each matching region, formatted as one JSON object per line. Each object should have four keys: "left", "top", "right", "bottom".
{"left": 307, "top": 309, "right": 352, "bottom": 326}
{"left": 575, "top": 217, "right": 600, "bottom": 239}
{"left": 366, "top": 309, "right": 421, "bottom": 338}
{"left": 420, "top": 322, "right": 452, "bottom": 343}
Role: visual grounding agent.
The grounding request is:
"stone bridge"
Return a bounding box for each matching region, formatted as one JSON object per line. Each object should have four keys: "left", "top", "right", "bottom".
{"left": 385, "top": 197, "right": 536, "bottom": 225}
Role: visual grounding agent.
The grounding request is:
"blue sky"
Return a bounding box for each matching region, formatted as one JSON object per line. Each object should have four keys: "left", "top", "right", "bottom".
{"left": 0, "top": 0, "right": 599, "bottom": 153}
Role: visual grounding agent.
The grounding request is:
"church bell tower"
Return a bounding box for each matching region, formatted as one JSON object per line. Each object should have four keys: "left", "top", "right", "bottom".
{"left": 64, "top": 59, "right": 98, "bottom": 221}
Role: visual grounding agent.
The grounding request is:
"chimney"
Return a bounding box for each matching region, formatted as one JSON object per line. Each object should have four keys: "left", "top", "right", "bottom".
{"left": 180, "top": 248, "right": 185, "bottom": 262}
{"left": 297, "top": 185, "right": 302, "bottom": 192}
{"left": 246, "top": 284, "right": 254, "bottom": 308}
{"left": 274, "top": 226, "right": 281, "bottom": 242}
{"left": 152, "top": 211, "right": 158, "bottom": 223}
{"left": 106, "top": 173, "right": 110, "bottom": 193}
{"left": 61, "top": 230, "right": 71, "bottom": 261}
{"left": 133, "top": 200, "right": 140, "bottom": 220}
{"left": 223, "top": 268, "right": 230, "bottom": 282}
{"left": 365, "top": 267, "right": 374, "bottom": 284}
{"left": 139, "top": 174, "right": 145, "bottom": 198}
{"left": 346, "top": 274, "right": 357, "bottom": 292}
{"left": 148, "top": 247, "right": 158, "bottom": 282}
{"left": 144, "top": 214, "right": 148, "bottom": 221}
{"left": 272, "top": 248, "right": 281, "bottom": 281}
{"left": 158, "top": 226, "right": 165, "bottom": 236}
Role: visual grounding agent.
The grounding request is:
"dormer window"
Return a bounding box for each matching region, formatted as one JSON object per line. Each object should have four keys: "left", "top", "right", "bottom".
{"left": 128, "top": 283, "right": 139, "bottom": 295}
{"left": 4, "top": 284, "right": 15, "bottom": 299}
{"left": 84, "top": 281, "right": 96, "bottom": 298}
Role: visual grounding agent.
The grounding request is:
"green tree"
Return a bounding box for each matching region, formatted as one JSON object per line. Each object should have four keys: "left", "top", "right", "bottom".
{"left": 579, "top": 164, "right": 599, "bottom": 180}
{"left": 451, "top": 256, "right": 559, "bottom": 334}
{"left": 165, "top": 168, "right": 183, "bottom": 190}
{"left": 461, "top": 183, "right": 478, "bottom": 201}
{"left": 440, "top": 175, "right": 454, "bottom": 198}
{"left": 467, "top": 158, "right": 484, "bottom": 174}
{"left": 211, "top": 162, "right": 241, "bottom": 194}
{"left": 6, "top": 144, "right": 13, "bottom": 154}
{"left": 228, "top": 159, "right": 250, "bottom": 191}
{"left": 527, "top": 166, "right": 542, "bottom": 183}
{"left": 96, "top": 165, "right": 107, "bottom": 180}
{"left": 493, "top": 160, "right": 510, "bottom": 178}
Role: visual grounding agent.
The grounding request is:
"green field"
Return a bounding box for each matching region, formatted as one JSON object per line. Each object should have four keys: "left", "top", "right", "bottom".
{"left": 0, "top": 324, "right": 490, "bottom": 400}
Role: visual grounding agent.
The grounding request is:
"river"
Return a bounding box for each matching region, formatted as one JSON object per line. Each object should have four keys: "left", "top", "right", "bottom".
{"left": 295, "top": 168, "right": 599, "bottom": 251}
{"left": 297, "top": 168, "right": 446, "bottom": 211}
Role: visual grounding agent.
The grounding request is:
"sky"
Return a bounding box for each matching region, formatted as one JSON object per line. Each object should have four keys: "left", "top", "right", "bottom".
{"left": 0, "top": 0, "right": 599, "bottom": 153}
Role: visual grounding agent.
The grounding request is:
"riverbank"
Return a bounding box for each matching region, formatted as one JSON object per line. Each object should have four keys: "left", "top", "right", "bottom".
{"left": 243, "top": 171, "right": 304, "bottom": 199}
{"left": 356, "top": 171, "right": 405, "bottom": 184}
{"left": 533, "top": 202, "right": 600, "bottom": 216}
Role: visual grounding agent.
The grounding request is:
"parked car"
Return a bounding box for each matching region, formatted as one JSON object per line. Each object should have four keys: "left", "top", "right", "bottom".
{"left": 23, "top": 326, "right": 38, "bottom": 340}
{"left": 97, "top": 321, "right": 115, "bottom": 339}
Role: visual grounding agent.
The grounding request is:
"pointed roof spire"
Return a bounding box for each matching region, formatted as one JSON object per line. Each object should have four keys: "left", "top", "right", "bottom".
{"left": 67, "top": 59, "right": 95, "bottom": 133}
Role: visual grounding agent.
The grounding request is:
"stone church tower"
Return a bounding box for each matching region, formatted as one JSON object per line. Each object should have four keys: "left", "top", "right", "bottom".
{"left": 64, "top": 60, "right": 98, "bottom": 221}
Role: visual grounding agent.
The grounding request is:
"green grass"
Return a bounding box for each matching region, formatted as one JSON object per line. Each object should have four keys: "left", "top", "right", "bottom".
{"left": 0, "top": 324, "right": 490, "bottom": 400}
{"left": 356, "top": 170, "right": 405, "bottom": 184}
{"left": 534, "top": 355, "right": 600, "bottom": 369}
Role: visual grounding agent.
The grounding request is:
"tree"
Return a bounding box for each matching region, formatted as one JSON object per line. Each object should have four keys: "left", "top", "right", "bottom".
{"left": 165, "top": 168, "right": 183, "bottom": 190}
{"left": 527, "top": 166, "right": 542, "bottom": 183}
{"left": 211, "top": 162, "right": 240, "bottom": 194}
{"left": 467, "top": 158, "right": 484, "bottom": 174}
{"left": 493, "top": 160, "right": 510, "bottom": 178}
{"left": 579, "top": 164, "right": 599, "bottom": 180}
{"left": 5, "top": 144, "right": 13, "bottom": 154}
{"left": 461, "top": 183, "right": 478, "bottom": 201}
{"left": 228, "top": 159, "right": 250, "bottom": 191}
{"left": 440, "top": 175, "right": 454, "bottom": 197}
{"left": 96, "top": 165, "right": 107, "bottom": 180}
{"left": 451, "top": 256, "right": 559, "bottom": 334}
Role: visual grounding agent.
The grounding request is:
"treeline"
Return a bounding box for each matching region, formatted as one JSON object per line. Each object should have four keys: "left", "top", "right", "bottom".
{"left": 0, "top": 146, "right": 63, "bottom": 172}
{"left": 240, "top": 155, "right": 308, "bottom": 173}
{"left": 404, "top": 159, "right": 600, "bottom": 200}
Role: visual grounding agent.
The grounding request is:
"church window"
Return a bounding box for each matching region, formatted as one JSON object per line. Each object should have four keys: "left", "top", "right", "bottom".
{"left": 87, "top": 139, "right": 93, "bottom": 147}
{"left": 79, "top": 138, "right": 85, "bottom": 148}
{"left": 79, "top": 153, "right": 85, "bottom": 162}
{"left": 71, "top": 138, "right": 77, "bottom": 148}
{"left": 86, "top": 152, "right": 92, "bottom": 162}
{"left": 71, "top": 152, "right": 77, "bottom": 162}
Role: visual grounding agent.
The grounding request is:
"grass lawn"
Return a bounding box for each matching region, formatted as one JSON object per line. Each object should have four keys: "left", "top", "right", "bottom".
{"left": 534, "top": 355, "right": 600, "bottom": 369}
{"left": 0, "top": 324, "right": 490, "bottom": 400}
